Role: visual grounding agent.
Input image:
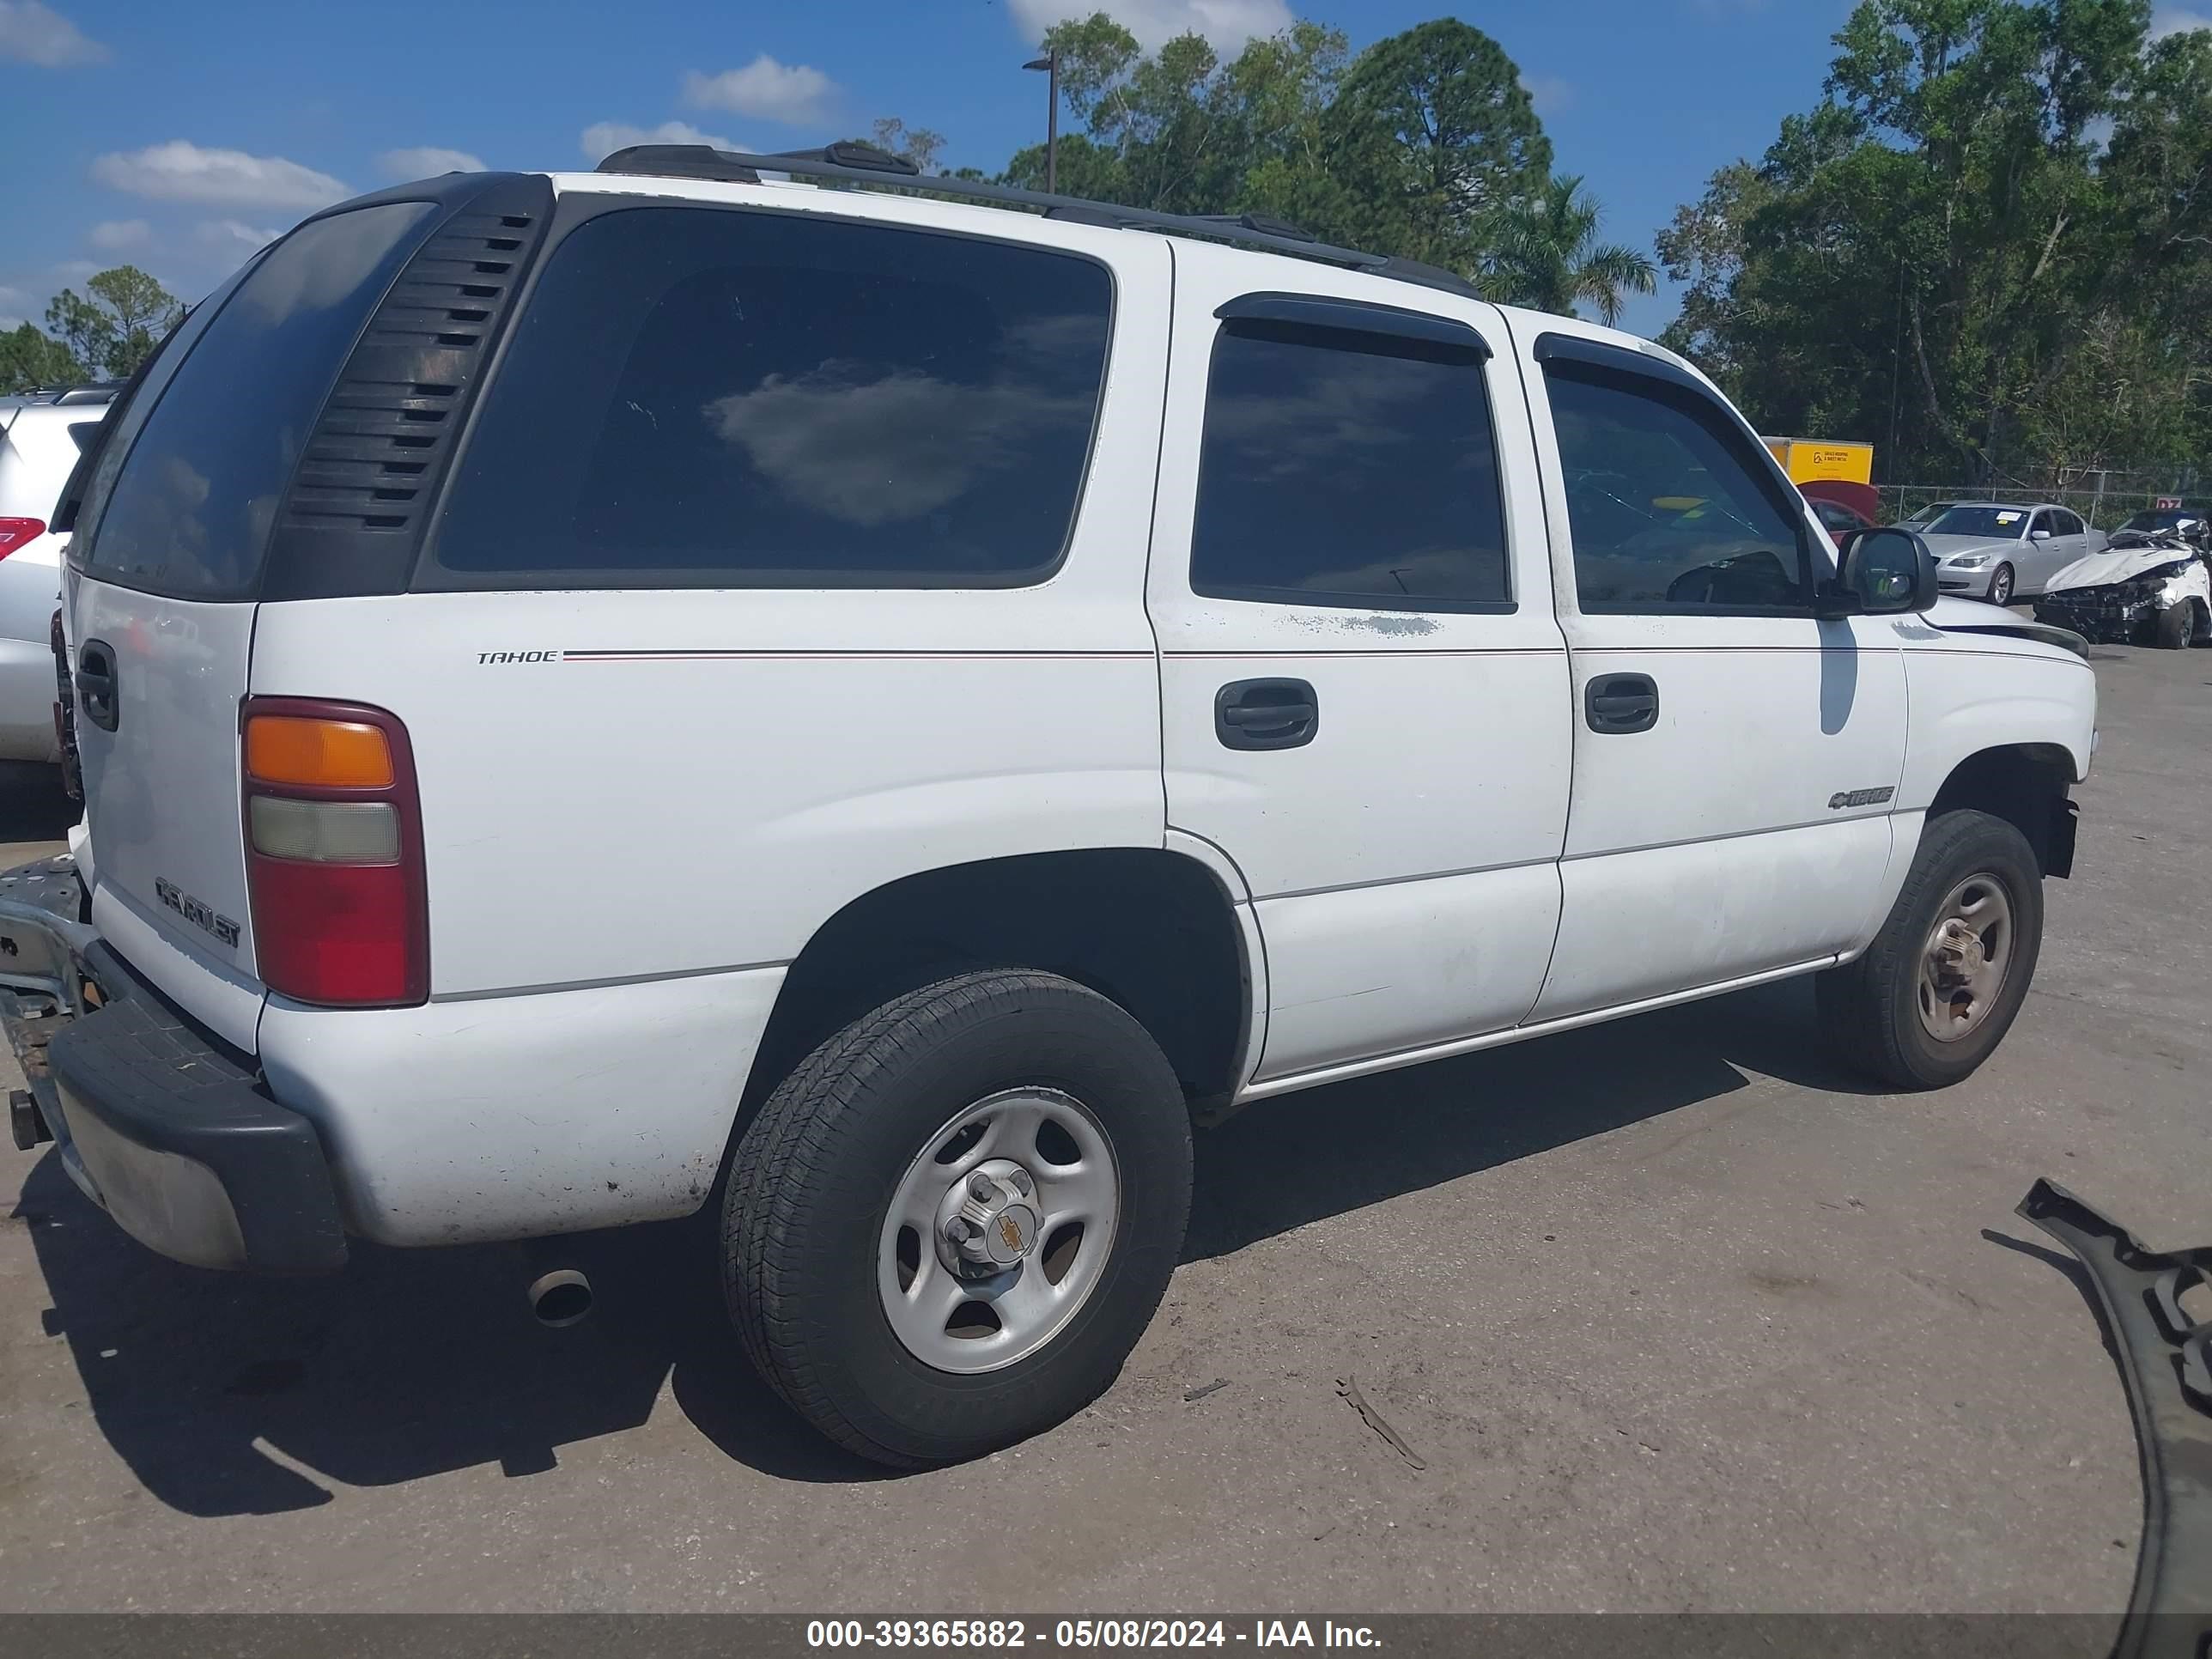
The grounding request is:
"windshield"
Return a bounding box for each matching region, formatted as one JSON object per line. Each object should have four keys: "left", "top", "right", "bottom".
{"left": 1924, "top": 505, "right": 2031, "bottom": 539}
{"left": 2118, "top": 509, "right": 2200, "bottom": 534}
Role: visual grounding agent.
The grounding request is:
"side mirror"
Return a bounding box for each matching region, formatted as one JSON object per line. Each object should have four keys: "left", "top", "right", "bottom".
{"left": 1820, "top": 526, "right": 1938, "bottom": 617}
{"left": 2030, "top": 528, "right": 2052, "bottom": 541}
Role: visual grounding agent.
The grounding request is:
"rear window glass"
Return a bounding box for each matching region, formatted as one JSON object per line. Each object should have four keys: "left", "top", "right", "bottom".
{"left": 77, "top": 201, "right": 436, "bottom": 599}
{"left": 428, "top": 206, "right": 1114, "bottom": 586}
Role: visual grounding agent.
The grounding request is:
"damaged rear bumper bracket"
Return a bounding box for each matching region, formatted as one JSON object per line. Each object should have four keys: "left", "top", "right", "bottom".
{"left": 1, "top": 863, "right": 348, "bottom": 1274}
{"left": 2017, "top": 1179, "right": 2212, "bottom": 1659}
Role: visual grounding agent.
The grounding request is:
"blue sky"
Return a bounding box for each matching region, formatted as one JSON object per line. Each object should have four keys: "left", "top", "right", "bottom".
{"left": 3, "top": 0, "right": 2185, "bottom": 343}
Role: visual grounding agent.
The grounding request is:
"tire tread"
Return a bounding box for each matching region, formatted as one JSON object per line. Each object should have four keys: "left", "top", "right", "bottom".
{"left": 1816, "top": 808, "right": 2041, "bottom": 1091}
{"left": 724, "top": 970, "right": 1181, "bottom": 1467}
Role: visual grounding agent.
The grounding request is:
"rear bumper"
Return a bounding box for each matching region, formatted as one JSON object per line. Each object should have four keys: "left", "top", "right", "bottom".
{"left": 0, "top": 878, "right": 345, "bottom": 1273}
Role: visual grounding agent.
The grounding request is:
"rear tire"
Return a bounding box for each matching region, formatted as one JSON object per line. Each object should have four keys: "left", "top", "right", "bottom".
{"left": 1815, "top": 809, "right": 2043, "bottom": 1091}
{"left": 2154, "top": 600, "right": 2197, "bottom": 650}
{"left": 723, "top": 969, "right": 1192, "bottom": 1468}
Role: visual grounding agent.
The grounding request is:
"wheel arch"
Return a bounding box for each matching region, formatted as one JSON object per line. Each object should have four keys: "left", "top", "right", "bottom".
{"left": 1924, "top": 743, "right": 2078, "bottom": 878}
{"left": 739, "top": 848, "right": 1257, "bottom": 1123}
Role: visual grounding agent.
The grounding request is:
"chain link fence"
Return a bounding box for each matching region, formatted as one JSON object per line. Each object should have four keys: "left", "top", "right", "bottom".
{"left": 1879, "top": 478, "right": 2205, "bottom": 532}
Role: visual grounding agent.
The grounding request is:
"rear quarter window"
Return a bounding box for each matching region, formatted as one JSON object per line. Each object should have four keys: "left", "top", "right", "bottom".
{"left": 76, "top": 201, "right": 437, "bottom": 600}
{"left": 426, "top": 205, "right": 1115, "bottom": 587}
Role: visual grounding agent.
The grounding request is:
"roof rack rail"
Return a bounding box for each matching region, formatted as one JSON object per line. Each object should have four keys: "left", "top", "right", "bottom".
{"left": 591, "top": 143, "right": 1482, "bottom": 301}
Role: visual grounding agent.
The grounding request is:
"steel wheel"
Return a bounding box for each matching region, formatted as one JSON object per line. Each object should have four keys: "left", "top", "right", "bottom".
{"left": 878, "top": 1086, "right": 1121, "bottom": 1375}
{"left": 1988, "top": 564, "right": 2014, "bottom": 605}
{"left": 1917, "top": 872, "right": 2014, "bottom": 1042}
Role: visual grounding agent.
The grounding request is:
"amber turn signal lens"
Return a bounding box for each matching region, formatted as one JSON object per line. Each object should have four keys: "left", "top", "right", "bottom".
{"left": 245, "top": 715, "right": 395, "bottom": 789}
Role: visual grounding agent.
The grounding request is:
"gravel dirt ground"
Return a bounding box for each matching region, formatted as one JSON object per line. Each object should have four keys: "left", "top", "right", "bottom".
{"left": 0, "top": 640, "right": 2202, "bottom": 1614}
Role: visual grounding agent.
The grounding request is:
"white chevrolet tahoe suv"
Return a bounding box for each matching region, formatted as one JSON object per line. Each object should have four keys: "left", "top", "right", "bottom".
{"left": 0, "top": 146, "right": 2095, "bottom": 1468}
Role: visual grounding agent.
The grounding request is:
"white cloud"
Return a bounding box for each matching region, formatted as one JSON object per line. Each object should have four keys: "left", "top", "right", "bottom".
{"left": 0, "top": 0, "right": 104, "bottom": 66}
{"left": 2152, "top": 8, "right": 2212, "bottom": 39}
{"left": 1523, "top": 74, "right": 1572, "bottom": 116}
{"left": 0, "top": 284, "right": 29, "bottom": 327}
{"left": 579, "top": 119, "right": 742, "bottom": 163}
{"left": 194, "top": 219, "right": 284, "bottom": 257}
{"left": 683, "top": 55, "right": 836, "bottom": 124}
{"left": 92, "top": 141, "right": 349, "bottom": 210}
{"left": 50, "top": 259, "right": 99, "bottom": 282}
{"left": 705, "top": 366, "right": 1092, "bottom": 528}
{"left": 1007, "top": 0, "right": 1289, "bottom": 51}
{"left": 88, "top": 219, "right": 150, "bottom": 252}
{"left": 376, "top": 146, "right": 487, "bottom": 180}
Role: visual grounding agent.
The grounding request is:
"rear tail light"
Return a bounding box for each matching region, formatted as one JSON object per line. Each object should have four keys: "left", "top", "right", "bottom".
{"left": 0, "top": 518, "right": 45, "bottom": 559}
{"left": 242, "top": 698, "right": 428, "bottom": 1006}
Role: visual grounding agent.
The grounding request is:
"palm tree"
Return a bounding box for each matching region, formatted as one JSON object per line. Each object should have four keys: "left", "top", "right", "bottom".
{"left": 1480, "top": 173, "right": 1656, "bottom": 326}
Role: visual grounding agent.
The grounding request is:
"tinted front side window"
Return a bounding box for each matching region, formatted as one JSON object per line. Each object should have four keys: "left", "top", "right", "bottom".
{"left": 81, "top": 203, "right": 436, "bottom": 599}
{"left": 1189, "top": 325, "right": 1507, "bottom": 609}
{"left": 1546, "top": 367, "right": 1808, "bottom": 611}
{"left": 431, "top": 207, "right": 1113, "bottom": 586}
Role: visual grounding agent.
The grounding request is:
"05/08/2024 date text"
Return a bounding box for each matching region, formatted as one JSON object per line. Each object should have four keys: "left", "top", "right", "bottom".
{"left": 806, "top": 1620, "right": 1382, "bottom": 1649}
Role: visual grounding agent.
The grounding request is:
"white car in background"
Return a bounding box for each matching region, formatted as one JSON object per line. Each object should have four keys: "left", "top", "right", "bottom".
{"left": 0, "top": 393, "right": 112, "bottom": 762}
{"left": 1921, "top": 501, "right": 2106, "bottom": 605}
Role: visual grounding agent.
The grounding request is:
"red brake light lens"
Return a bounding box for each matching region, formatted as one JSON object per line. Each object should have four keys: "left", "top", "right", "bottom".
{"left": 0, "top": 518, "right": 46, "bottom": 559}
{"left": 241, "top": 698, "right": 428, "bottom": 1006}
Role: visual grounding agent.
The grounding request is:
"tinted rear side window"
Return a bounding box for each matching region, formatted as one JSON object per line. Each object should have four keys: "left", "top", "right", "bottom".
{"left": 428, "top": 206, "right": 1114, "bottom": 586}
{"left": 1189, "top": 324, "right": 1509, "bottom": 609}
{"left": 78, "top": 202, "right": 437, "bottom": 600}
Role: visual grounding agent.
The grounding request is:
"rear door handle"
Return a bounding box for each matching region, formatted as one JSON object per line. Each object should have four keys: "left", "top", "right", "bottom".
{"left": 1584, "top": 672, "right": 1657, "bottom": 734}
{"left": 75, "top": 639, "right": 118, "bottom": 732}
{"left": 1216, "top": 678, "right": 1318, "bottom": 750}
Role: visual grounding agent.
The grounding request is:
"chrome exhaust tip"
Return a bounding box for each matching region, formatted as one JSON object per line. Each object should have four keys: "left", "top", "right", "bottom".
{"left": 527, "top": 1267, "right": 592, "bottom": 1328}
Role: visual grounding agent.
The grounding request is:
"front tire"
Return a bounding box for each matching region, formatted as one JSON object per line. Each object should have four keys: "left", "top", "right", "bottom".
{"left": 1815, "top": 809, "right": 2043, "bottom": 1091}
{"left": 724, "top": 970, "right": 1193, "bottom": 1468}
{"left": 1987, "top": 564, "right": 2015, "bottom": 606}
{"left": 2154, "top": 600, "right": 2197, "bottom": 650}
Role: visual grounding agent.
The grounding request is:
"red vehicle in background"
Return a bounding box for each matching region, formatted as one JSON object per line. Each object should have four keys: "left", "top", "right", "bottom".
{"left": 1799, "top": 478, "right": 1882, "bottom": 548}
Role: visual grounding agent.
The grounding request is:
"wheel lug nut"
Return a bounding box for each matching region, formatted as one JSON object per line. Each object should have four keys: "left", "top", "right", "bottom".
{"left": 945, "top": 1216, "right": 970, "bottom": 1243}
{"left": 970, "top": 1174, "right": 997, "bottom": 1202}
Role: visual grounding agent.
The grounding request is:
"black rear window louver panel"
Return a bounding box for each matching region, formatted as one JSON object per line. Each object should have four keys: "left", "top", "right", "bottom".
{"left": 262, "top": 174, "right": 555, "bottom": 601}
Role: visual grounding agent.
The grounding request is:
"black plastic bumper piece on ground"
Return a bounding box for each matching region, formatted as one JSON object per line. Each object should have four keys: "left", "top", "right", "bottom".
{"left": 44, "top": 942, "right": 346, "bottom": 1274}
{"left": 2018, "top": 1179, "right": 2212, "bottom": 1659}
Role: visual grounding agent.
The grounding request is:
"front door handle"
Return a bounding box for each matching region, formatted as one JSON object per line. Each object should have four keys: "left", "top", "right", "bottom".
{"left": 1584, "top": 672, "right": 1657, "bottom": 734}
{"left": 75, "top": 638, "right": 118, "bottom": 732}
{"left": 1216, "top": 678, "right": 1318, "bottom": 750}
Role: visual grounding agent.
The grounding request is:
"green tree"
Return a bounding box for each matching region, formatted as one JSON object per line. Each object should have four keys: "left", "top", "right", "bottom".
{"left": 0, "top": 322, "right": 85, "bottom": 394}
{"left": 867, "top": 118, "right": 947, "bottom": 173}
{"left": 1481, "top": 173, "right": 1656, "bottom": 323}
{"left": 1653, "top": 0, "right": 2212, "bottom": 488}
{"left": 1328, "top": 19, "right": 1553, "bottom": 270}
{"left": 993, "top": 13, "right": 1583, "bottom": 286}
{"left": 44, "top": 265, "right": 181, "bottom": 380}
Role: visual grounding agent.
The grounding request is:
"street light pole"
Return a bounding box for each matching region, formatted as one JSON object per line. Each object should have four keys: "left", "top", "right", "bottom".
{"left": 1024, "top": 48, "right": 1059, "bottom": 193}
